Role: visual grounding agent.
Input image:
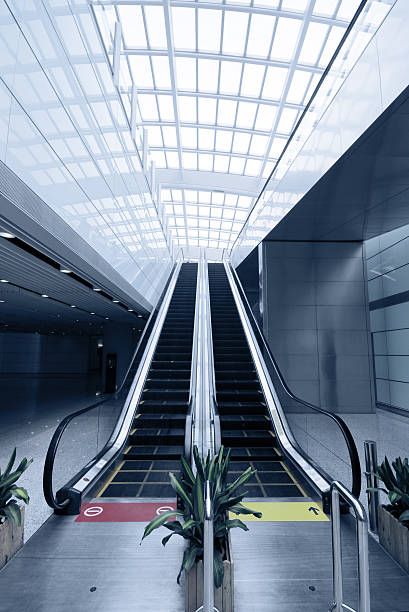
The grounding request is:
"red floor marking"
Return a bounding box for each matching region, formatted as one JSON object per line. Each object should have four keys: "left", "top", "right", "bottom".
{"left": 75, "top": 501, "right": 178, "bottom": 523}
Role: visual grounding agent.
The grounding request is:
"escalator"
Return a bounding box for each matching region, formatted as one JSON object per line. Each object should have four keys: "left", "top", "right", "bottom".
{"left": 98, "top": 263, "right": 197, "bottom": 499}
{"left": 208, "top": 263, "right": 310, "bottom": 499}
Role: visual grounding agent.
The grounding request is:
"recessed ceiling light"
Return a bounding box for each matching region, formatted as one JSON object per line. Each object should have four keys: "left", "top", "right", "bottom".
{"left": 0, "top": 279, "right": 9, "bottom": 283}
{"left": 113, "top": 299, "right": 119, "bottom": 303}
{"left": 93, "top": 287, "right": 101, "bottom": 292}
{"left": 128, "top": 308, "right": 134, "bottom": 312}
{"left": 60, "top": 269, "right": 71, "bottom": 274}
{"left": 41, "top": 294, "right": 48, "bottom": 298}
{"left": 0, "top": 231, "right": 15, "bottom": 239}
{"left": 105, "top": 317, "right": 109, "bottom": 320}
{"left": 90, "top": 312, "right": 95, "bottom": 315}
{"left": 0, "top": 300, "right": 5, "bottom": 303}
{"left": 137, "top": 314, "right": 143, "bottom": 318}
{"left": 70, "top": 305, "right": 76, "bottom": 308}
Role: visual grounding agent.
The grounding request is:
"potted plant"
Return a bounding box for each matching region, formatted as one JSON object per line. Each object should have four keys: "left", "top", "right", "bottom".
{"left": 142, "top": 445, "right": 262, "bottom": 612}
{"left": 0, "top": 448, "right": 32, "bottom": 569}
{"left": 368, "top": 456, "right": 409, "bottom": 572}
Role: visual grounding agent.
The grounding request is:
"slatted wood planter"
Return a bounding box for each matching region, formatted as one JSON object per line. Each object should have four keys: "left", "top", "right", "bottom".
{"left": 185, "top": 537, "right": 234, "bottom": 612}
{"left": 0, "top": 507, "right": 24, "bottom": 570}
{"left": 378, "top": 505, "right": 409, "bottom": 573}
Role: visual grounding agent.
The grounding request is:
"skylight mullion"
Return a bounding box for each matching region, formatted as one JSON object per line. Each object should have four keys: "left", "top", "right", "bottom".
{"left": 251, "top": 11, "right": 279, "bottom": 145}
{"left": 181, "top": 189, "right": 189, "bottom": 245}
{"left": 131, "top": 88, "right": 304, "bottom": 112}
{"left": 122, "top": 48, "right": 326, "bottom": 75}
{"left": 163, "top": 0, "right": 183, "bottom": 174}
{"left": 47, "top": 2, "right": 167, "bottom": 263}
{"left": 100, "top": 1, "right": 348, "bottom": 28}
{"left": 152, "top": 145, "right": 263, "bottom": 162}
{"left": 260, "top": 0, "right": 316, "bottom": 178}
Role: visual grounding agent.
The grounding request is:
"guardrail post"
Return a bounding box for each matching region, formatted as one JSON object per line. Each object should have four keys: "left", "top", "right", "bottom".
{"left": 203, "top": 480, "right": 214, "bottom": 612}
{"left": 330, "top": 481, "right": 370, "bottom": 612}
{"left": 331, "top": 487, "right": 343, "bottom": 612}
{"left": 364, "top": 440, "right": 379, "bottom": 534}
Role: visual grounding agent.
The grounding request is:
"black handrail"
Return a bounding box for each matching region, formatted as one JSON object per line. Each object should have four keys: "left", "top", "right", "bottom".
{"left": 230, "top": 264, "right": 362, "bottom": 499}
{"left": 43, "top": 399, "right": 107, "bottom": 510}
{"left": 43, "top": 264, "right": 176, "bottom": 511}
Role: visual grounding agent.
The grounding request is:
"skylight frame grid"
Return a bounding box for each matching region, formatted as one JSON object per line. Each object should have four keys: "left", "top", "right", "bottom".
{"left": 90, "top": 0, "right": 388, "bottom": 261}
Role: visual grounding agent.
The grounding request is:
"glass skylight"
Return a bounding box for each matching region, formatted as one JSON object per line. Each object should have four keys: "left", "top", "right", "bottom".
{"left": 3, "top": 0, "right": 392, "bottom": 266}
{"left": 88, "top": 0, "right": 394, "bottom": 260}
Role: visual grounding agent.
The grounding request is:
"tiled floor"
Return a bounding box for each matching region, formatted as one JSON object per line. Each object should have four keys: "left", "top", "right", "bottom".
{"left": 0, "top": 374, "right": 103, "bottom": 540}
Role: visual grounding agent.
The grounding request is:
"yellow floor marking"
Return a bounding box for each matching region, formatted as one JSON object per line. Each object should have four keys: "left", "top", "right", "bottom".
{"left": 230, "top": 501, "right": 329, "bottom": 522}
{"left": 281, "top": 459, "right": 308, "bottom": 498}
{"left": 97, "top": 460, "right": 125, "bottom": 497}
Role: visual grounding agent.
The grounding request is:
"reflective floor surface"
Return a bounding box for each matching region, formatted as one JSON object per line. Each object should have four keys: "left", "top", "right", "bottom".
{"left": 0, "top": 374, "right": 102, "bottom": 540}
{"left": 0, "top": 501, "right": 408, "bottom": 612}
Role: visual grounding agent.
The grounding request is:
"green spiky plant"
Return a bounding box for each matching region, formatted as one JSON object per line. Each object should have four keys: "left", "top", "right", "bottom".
{"left": 141, "top": 445, "right": 262, "bottom": 587}
{"left": 367, "top": 456, "right": 409, "bottom": 525}
{"left": 0, "top": 448, "right": 32, "bottom": 527}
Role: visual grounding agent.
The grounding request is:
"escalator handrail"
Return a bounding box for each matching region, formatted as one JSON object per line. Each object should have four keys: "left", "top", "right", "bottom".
{"left": 185, "top": 260, "right": 201, "bottom": 461}
{"left": 229, "top": 263, "right": 361, "bottom": 499}
{"left": 43, "top": 398, "right": 107, "bottom": 510}
{"left": 43, "top": 263, "right": 177, "bottom": 511}
{"left": 203, "top": 257, "right": 221, "bottom": 454}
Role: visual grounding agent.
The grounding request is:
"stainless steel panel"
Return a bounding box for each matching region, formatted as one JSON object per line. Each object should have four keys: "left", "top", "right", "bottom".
{"left": 316, "top": 306, "right": 367, "bottom": 331}
{"left": 316, "top": 282, "right": 365, "bottom": 306}
{"left": 317, "top": 330, "right": 370, "bottom": 356}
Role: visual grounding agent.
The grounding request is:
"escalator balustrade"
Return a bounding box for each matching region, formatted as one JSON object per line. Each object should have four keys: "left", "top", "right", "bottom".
{"left": 99, "top": 263, "right": 197, "bottom": 499}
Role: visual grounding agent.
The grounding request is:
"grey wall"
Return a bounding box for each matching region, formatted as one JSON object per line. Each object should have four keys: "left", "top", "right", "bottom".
{"left": 236, "top": 245, "right": 261, "bottom": 325}
{"left": 0, "top": 332, "right": 90, "bottom": 374}
{"left": 102, "top": 323, "right": 139, "bottom": 391}
{"left": 261, "top": 241, "right": 374, "bottom": 413}
{"left": 366, "top": 223, "right": 409, "bottom": 412}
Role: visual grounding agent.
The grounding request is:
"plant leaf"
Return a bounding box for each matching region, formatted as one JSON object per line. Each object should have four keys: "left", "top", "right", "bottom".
{"left": 180, "top": 456, "right": 195, "bottom": 485}
{"left": 177, "top": 545, "right": 202, "bottom": 584}
{"left": 0, "top": 471, "right": 23, "bottom": 490}
{"left": 215, "top": 518, "right": 249, "bottom": 536}
{"left": 229, "top": 503, "right": 263, "bottom": 518}
{"left": 9, "top": 487, "right": 29, "bottom": 505}
{"left": 193, "top": 446, "right": 205, "bottom": 483}
{"left": 4, "top": 501, "right": 21, "bottom": 526}
{"left": 214, "top": 548, "right": 224, "bottom": 588}
{"left": 399, "top": 510, "right": 409, "bottom": 522}
{"left": 225, "top": 467, "right": 255, "bottom": 494}
{"left": 2, "top": 448, "right": 16, "bottom": 480}
{"left": 141, "top": 509, "right": 183, "bottom": 542}
{"left": 169, "top": 472, "right": 193, "bottom": 512}
{"left": 193, "top": 472, "right": 204, "bottom": 523}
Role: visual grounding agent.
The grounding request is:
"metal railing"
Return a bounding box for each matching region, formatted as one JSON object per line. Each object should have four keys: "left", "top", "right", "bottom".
{"left": 203, "top": 480, "right": 216, "bottom": 612}
{"left": 203, "top": 258, "right": 221, "bottom": 455}
{"left": 188, "top": 252, "right": 221, "bottom": 461}
{"left": 43, "top": 262, "right": 181, "bottom": 513}
{"left": 185, "top": 258, "right": 201, "bottom": 461}
{"left": 330, "top": 481, "right": 370, "bottom": 612}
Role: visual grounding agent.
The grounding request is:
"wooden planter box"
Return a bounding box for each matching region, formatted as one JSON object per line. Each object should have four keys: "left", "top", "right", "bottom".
{"left": 378, "top": 505, "right": 409, "bottom": 573}
{"left": 185, "top": 536, "right": 234, "bottom": 612}
{"left": 0, "top": 506, "right": 24, "bottom": 570}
